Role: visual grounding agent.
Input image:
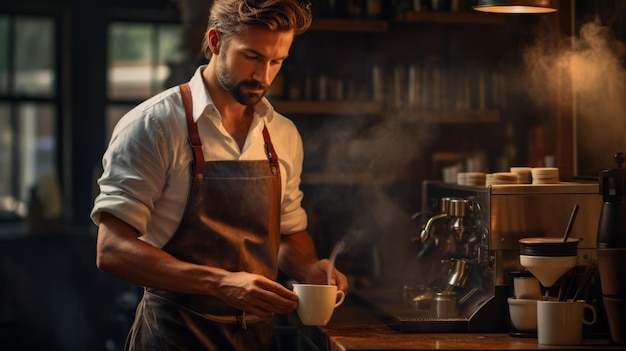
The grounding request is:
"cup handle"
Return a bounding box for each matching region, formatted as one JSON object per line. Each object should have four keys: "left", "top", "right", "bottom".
{"left": 335, "top": 290, "right": 345, "bottom": 308}
{"left": 583, "top": 303, "right": 597, "bottom": 325}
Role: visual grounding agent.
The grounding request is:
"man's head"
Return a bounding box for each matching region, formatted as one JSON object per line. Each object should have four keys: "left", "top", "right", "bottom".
{"left": 201, "top": 0, "right": 312, "bottom": 61}
{"left": 202, "top": 0, "right": 312, "bottom": 106}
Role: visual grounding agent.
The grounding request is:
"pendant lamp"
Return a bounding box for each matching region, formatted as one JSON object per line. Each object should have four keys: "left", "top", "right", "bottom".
{"left": 473, "top": 0, "right": 557, "bottom": 14}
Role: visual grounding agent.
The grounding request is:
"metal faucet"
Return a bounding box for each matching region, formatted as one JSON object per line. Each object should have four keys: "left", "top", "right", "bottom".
{"left": 418, "top": 197, "right": 452, "bottom": 243}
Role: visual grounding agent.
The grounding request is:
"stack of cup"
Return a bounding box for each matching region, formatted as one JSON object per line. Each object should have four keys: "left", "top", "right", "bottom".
{"left": 510, "top": 167, "right": 532, "bottom": 184}
{"left": 485, "top": 173, "right": 493, "bottom": 186}
{"left": 457, "top": 172, "right": 486, "bottom": 186}
{"left": 531, "top": 167, "right": 559, "bottom": 184}
{"left": 489, "top": 172, "right": 518, "bottom": 185}
{"left": 507, "top": 273, "right": 541, "bottom": 337}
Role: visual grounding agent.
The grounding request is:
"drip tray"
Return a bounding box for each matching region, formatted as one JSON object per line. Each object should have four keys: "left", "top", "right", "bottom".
{"left": 352, "top": 288, "right": 470, "bottom": 333}
{"left": 351, "top": 287, "right": 507, "bottom": 333}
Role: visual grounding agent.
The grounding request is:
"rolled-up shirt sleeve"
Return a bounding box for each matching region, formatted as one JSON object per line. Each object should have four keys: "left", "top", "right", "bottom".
{"left": 276, "top": 120, "right": 308, "bottom": 235}
{"left": 91, "top": 108, "right": 170, "bottom": 235}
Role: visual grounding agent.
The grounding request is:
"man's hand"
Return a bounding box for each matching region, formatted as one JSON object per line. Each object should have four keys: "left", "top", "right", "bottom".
{"left": 304, "top": 259, "right": 349, "bottom": 294}
{"left": 278, "top": 231, "right": 350, "bottom": 295}
{"left": 97, "top": 212, "right": 298, "bottom": 317}
{"left": 217, "top": 271, "right": 298, "bottom": 317}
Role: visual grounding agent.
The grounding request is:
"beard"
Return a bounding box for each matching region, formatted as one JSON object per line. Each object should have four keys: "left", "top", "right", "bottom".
{"left": 215, "top": 59, "right": 269, "bottom": 107}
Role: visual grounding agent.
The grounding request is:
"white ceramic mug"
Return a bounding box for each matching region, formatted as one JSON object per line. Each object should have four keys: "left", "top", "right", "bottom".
{"left": 293, "top": 284, "right": 345, "bottom": 326}
{"left": 507, "top": 297, "right": 537, "bottom": 331}
{"left": 537, "top": 299, "right": 597, "bottom": 345}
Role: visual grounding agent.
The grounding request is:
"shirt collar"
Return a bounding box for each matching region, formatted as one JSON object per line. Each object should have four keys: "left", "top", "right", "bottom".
{"left": 188, "top": 65, "right": 275, "bottom": 124}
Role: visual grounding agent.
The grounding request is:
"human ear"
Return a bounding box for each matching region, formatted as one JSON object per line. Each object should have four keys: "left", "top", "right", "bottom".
{"left": 207, "top": 28, "right": 221, "bottom": 54}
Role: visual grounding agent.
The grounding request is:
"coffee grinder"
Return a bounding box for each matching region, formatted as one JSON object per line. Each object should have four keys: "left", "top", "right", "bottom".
{"left": 597, "top": 152, "right": 626, "bottom": 345}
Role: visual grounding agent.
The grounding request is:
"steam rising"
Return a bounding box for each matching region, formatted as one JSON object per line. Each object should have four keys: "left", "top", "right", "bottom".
{"left": 327, "top": 241, "right": 345, "bottom": 285}
{"left": 307, "top": 115, "right": 433, "bottom": 177}
{"left": 523, "top": 18, "right": 626, "bottom": 172}
{"left": 302, "top": 106, "right": 434, "bottom": 279}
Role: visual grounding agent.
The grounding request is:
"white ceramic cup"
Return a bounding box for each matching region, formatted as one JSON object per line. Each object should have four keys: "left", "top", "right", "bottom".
{"left": 293, "top": 284, "right": 345, "bottom": 326}
{"left": 507, "top": 297, "right": 537, "bottom": 331}
{"left": 513, "top": 276, "right": 541, "bottom": 300}
{"left": 537, "top": 299, "right": 597, "bottom": 345}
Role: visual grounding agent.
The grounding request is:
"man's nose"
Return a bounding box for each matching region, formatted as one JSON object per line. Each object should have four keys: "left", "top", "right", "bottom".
{"left": 252, "top": 61, "right": 271, "bottom": 85}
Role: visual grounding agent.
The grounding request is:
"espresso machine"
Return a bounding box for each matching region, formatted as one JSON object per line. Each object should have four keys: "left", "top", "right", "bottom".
{"left": 355, "top": 180, "right": 601, "bottom": 332}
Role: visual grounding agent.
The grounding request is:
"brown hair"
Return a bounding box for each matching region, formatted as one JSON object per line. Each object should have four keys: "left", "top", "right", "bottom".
{"left": 201, "top": 0, "right": 312, "bottom": 60}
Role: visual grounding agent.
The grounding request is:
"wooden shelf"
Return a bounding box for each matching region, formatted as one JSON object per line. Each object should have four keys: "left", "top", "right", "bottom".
{"left": 271, "top": 101, "right": 383, "bottom": 115}
{"left": 271, "top": 101, "right": 500, "bottom": 123}
{"left": 402, "top": 11, "right": 506, "bottom": 25}
{"left": 310, "top": 18, "right": 388, "bottom": 32}
{"left": 309, "top": 13, "right": 503, "bottom": 32}
{"left": 302, "top": 172, "right": 396, "bottom": 185}
{"left": 398, "top": 109, "right": 501, "bottom": 123}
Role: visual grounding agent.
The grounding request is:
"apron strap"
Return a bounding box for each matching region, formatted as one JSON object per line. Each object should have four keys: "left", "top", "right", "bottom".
{"left": 262, "top": 125, "right": 279, "bottom": 175}
{"left": 180, "top": 82, "right": 280, "bottom": 179}
{"left": 180, "top": 83, "right": 205, "bottom": 182}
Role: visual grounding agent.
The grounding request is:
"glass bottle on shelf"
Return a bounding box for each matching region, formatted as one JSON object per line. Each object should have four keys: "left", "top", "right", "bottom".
{"left": 304, "top": 71, "right": 313, "bottom": 101}
{"left": 286, "top": 67, "right": 302, "bottom": 101}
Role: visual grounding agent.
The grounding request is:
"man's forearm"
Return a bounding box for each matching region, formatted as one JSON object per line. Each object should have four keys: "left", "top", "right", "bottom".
{"left": 278, "top": 230, "right": 319, "bottom": 282}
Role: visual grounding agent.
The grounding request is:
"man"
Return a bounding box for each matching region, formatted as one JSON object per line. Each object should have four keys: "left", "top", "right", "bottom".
{"left": 91, "top": 1, "right": 349, "bottom": 350}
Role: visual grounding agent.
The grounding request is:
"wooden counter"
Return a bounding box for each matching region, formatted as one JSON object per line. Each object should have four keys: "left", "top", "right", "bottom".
{"left": 291, "top": 297, "right": 626, "bottom": 351}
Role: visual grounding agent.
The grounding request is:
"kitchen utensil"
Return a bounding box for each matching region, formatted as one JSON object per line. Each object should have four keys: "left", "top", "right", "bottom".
{"left": 572, "top": 261, "right": 596, "bottom": 301}
{"left": 519, "top": 237, "right": 579, "bottom": 298}
{"left": 519, "top": 255, "right": 577, "bottom": 289}
{"left": 562, "top": 204, "right": 579, "bottom": 243}
{"left": 597, "top": 152, "right": 626, "bottom": 345}
{"left": 430, "top": 291, "right": 458, "bottom": 318}
{"left": 597, "top": 152, "right": 626, "bottom": 248}
{"left": 558, "top": 267, "right": 578, "bottom": 301}
{"left": 597, "top": 154, "right": 626, "bottom": 239}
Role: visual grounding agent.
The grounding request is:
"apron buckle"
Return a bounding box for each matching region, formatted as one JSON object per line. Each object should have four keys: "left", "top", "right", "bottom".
{"left": 237, "top": 311, "right": 248, "bottom": 330}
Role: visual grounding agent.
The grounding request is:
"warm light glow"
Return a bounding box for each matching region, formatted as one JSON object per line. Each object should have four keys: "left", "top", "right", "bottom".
{"left": 473, "top": 5, "right": 557, "bottom": 13}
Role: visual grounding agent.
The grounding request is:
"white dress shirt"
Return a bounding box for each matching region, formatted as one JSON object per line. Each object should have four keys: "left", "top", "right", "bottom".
{"left": 91, "top": 66, "right": 307, "bottom": 248}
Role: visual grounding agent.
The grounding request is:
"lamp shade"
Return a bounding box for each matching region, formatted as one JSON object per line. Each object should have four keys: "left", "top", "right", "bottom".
{"left": 473, "top": 0, "right": 557, "bottom": 13}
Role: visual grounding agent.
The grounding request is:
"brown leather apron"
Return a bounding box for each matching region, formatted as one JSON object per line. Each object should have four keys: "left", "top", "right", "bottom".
{"left": 124, "top": 83, "right": 282, "bottom": 351}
